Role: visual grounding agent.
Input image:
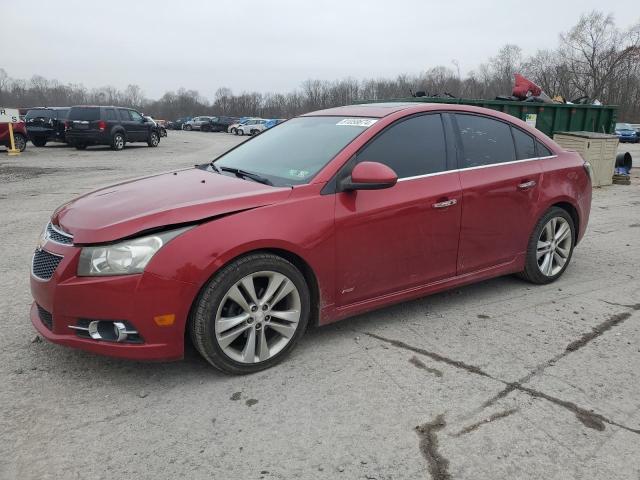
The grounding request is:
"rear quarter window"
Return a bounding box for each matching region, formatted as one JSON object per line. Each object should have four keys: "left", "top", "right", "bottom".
{"left": 68, "top": 107, "right": 100, "bottom": 121}
{"left": 536, "top": 141, "right": 553, "bottom": 157}
{"left": 511, "top": 127, "right": 537, "bottom": 160}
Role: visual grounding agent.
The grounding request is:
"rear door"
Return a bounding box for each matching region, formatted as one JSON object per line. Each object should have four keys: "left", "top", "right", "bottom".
{"left": 335, "top": 113, "right": 461, "bottom": 306}
{"left": 452, "top": 113, "right": 542, "bottom": 274}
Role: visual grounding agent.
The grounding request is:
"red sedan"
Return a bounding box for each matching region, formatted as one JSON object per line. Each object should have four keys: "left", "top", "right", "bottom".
{"left": 30, "top": 103, "right": 592, "bottom": 373}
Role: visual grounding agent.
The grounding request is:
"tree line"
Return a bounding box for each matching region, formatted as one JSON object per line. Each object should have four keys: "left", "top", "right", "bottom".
{"left": 1, "top": 11, "right": 638, "bottom": 122}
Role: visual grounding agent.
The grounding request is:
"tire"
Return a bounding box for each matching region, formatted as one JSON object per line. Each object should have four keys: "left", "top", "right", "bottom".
{"left": 111, "top": 132, "right": 125, "bottom": 151}
{"left": 250, "top": 129, "right": 258, "bottom": 136}
{"left": 237, "top": 129, "right": 244, "bottom": 136}
{"left": 147, "top": 132, "right": 160, "bottom": 147}
{"left": 32, "top": 137, "right": 47, "bottom": 147}
{"left": 230, "top": 128, "right": 237, "bottom": 134}
{"left": 518, "top": 207, "right": 575, "bottom": 284}
{"left": 75, "top": 143, "right": 87, "bottom": 150}
{"left": 190, "top": 253, "right": 311, "bottom": 374}
{"left": 185, "top": 124, "right": 192, "bottom": 131}
{"left": 13, "top": 133, "right": 27, "bottom": 152}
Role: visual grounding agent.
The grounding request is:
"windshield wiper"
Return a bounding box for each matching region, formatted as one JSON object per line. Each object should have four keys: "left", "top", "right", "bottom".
{"left": 216, "top": 165, "right": 273, "bottom": 186}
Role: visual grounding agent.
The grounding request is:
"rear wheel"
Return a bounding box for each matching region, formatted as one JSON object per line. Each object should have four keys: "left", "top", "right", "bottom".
{"left": 190, "top": 253, "right": 310, "bottom": 374}
{"left": 75, "top": 143, "right": 87, "bottom": 150}
{"left": 250, "top": 129, "right": 258, "bottom": 136}
{"left": 185, "top": 124, "right": 192, "bottom": 131}
{"left": 32, "top": 137, "right": 47, "bottom": 147}
{"left": 13, "top": 133, "right": 27, "bottom": 152}
{"left": 230, "top": 128, "right": 237, "bottom": 134}
{"left": 237, "top": 129, "right": 244, "bottom": 136}
{"left": 111, "top": 132, "right": 125, "bottom": 151}
{"left": 147, "top": 132, "right": 160, "bottom": 147}
{"left": 519, "top": 207, "right": 575, "bottom": 284}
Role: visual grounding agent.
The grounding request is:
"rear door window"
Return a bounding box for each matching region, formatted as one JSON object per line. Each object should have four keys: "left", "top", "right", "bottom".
{"left": 26, "top": 109, "right": 54, "bottom": 119}
{"left": 105, "top": 108, "right": 117, "bottom": 121}
{"left": 454, "top": 114, "right": 516, "bottom": 168}
{"left": 56, "top": 110, "right": 69, "bottom": 120}
{"left": 511, "top": 127, "right": 537, "bottom": 160}
{"left": 356, "top": 114, "right": 447, "bottom": 178}
{"left": 68, "top": 107, "right": 100, "bottom": 121}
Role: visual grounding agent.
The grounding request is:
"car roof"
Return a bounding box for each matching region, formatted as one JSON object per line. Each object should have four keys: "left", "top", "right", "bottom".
{"left": 27, "top": 106, "right": 69, "bottom": 110}
{"left": 302, "top": 102, "right": 419, "bottom": 118}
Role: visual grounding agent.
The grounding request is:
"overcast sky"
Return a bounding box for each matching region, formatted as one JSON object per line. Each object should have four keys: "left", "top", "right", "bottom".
{"left": 2, "top": 1, "right": 639, "bottom": 100}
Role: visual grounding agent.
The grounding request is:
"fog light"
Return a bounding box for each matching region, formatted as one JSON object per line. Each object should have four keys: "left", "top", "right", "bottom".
{"left": 70, "top": 320, "right": 139, "bottom": 343}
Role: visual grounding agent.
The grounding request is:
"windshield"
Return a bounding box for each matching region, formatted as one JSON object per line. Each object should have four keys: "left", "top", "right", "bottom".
{"left": 214, "top": 116, "right": 376, "bottom": 186}
{"left": 616, "top": 123, "right": 633, "bottom": 130}
{"left": 69, "top": 107, "right": 100, "bottom": 121}
{"left": 26, "top": 109, "right": 54, "bottom": 119}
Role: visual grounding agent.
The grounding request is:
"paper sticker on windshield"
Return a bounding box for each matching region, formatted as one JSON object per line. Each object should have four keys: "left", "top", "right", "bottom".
{"left": 336, "top": 118, "right": 378, "bottom": 127}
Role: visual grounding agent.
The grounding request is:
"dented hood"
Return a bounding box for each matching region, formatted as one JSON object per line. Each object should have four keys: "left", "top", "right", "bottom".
{"left": 53, "top": 168, "right": 292, "bottom": 244}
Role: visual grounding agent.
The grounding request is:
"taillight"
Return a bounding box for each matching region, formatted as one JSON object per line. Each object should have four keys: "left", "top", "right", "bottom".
{"left": 98, "top": 120, "right": 107, "bottom": 132}
{"left": 64, "top": 121, "right": 69, "bottom": 131}
{"left": 583, "top": 161, "right": 594, "bottom": 183}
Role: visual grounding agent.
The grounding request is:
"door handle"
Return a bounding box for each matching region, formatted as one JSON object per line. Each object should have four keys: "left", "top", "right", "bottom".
{"left": 432, "top": 199, "right": 457, "bottom": 209}
{"left": 517, "top": 180, "right": 537, "bottom": 190}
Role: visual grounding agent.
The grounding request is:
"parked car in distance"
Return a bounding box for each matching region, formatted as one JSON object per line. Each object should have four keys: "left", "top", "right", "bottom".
{"left": 145, "top": 116, "right": 167, "bottom": 137}
{"left": 201, "top": 116, "right": 239, "bottom": 132}
{"left": 29, "top": 103, "right": 592, "bottom": 374}
{"left": 65, "top": 106, "right": 161, "bottom": 150}
{"left": 264, "top": 118, "right": 286, "bottom": 129}
{"left": 25, "top": 107, "right": 69, "bottom": 147}
{"left": 615, "top": 123, "right": 639, "bottom": 143}
{"left": 183, "top": 116, "right": 213, "bottom": 131}
{"left": 0, "top": 120, "right": 28, "bottom": 152}
{"left": 236, "top": 118, "right": 268, "bottom": 136}
{"left": 227, "top": 117, "right": 255, "bottom": 134}
{"left": 166, "top": 117, "right": 189, "bottom": 130}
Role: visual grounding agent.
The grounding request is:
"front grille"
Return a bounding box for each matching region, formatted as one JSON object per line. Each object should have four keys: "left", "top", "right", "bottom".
{"left": 46, "top": 223, "right": 73, "bottom": 245}
{"left": 32, "top": 249, "right": 63, "bottom": 280}
{"left": 36, "top": 304, "right": 53, "bottom": 330}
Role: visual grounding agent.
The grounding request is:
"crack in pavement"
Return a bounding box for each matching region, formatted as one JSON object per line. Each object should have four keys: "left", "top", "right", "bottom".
{"left": 482, "top": 304, "right": 640, "bottom": 410}
{"left": 452, "top": 408, "right": 519, "bottom": 437}
{"left": 415, "top": 414, "right": 451, "bottom": 480}
{"left": 365, "top": 333, "right": 491, "bottom": 379}
{"left": 409, "top": 356, "right": 444, "bottom": 377}
{"left": 364, "top": 308, "right": 640, "bottom": 436}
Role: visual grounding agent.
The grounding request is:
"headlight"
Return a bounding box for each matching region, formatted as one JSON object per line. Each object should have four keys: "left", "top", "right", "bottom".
{"left": 78, "top": 227, "right": 190, "bottom": 276}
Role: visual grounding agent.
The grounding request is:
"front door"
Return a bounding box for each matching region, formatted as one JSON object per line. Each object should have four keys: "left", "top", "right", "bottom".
{"left": 334, "top": 113, "right": 461, "bottom": 306}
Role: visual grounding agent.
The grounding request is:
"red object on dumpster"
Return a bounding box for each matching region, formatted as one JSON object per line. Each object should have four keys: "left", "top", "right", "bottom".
{"left": 512, "top": 74, "right": 542, "bottom": 99}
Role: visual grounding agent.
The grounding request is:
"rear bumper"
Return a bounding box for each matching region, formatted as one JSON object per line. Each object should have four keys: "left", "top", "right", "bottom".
{"left": 30, "top": 242, "right": 199, "bottom": 361}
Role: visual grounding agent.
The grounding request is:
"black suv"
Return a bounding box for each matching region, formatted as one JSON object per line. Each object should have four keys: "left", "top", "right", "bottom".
{"left": 200, "top": 116, "right": 239, "bottom": 132}
{"left": 65, "top": 106, "right": 161, "bottom": 150}
{"left": 25, "top": 107, "right": 69, "bottom": 147}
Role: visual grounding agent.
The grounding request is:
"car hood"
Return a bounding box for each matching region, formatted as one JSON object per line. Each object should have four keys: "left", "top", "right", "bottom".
{"left": 53, "top": 168, "right": 292, "bottom": 244}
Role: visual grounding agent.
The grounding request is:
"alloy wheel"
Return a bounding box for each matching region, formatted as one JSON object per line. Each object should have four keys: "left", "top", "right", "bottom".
{"left": 536, "top": 217, "right": 572, "bottom": 276}
{"left": 214, "top": 270, "right": 301, "bottom": 363}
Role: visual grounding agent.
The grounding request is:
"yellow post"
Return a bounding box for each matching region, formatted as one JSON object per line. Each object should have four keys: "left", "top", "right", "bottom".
{"left": 7, "top": 122, "right": 20, "bottom": 156}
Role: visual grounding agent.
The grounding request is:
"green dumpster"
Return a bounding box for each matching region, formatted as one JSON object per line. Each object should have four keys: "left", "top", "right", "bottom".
{"left": 356, "top": 97, "right": 618, "bottom": 137}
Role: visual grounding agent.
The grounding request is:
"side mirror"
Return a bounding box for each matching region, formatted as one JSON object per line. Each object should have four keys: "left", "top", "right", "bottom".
{"left": 341, "top": 161, "right": 398, "bottom": 191}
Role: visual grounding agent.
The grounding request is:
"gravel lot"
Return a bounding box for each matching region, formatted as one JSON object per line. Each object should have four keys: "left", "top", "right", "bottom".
{"left": 1, "top": 132, "right": 639, "bottom": 480}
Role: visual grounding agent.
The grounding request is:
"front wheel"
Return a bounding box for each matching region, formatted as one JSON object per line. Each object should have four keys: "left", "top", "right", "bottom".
{"left": 184, "top": 124, "right": 192, "bottom": 131}
{"left": 147, "top": 132, "right": 160, "bottom": 147}
{"left": 75, "top": 143, "right": 87, "bottom": 150}
{"left": 236, "top": 129, "right": 244, "bottom": 136}
{"left": 518, "top": 207, "right": 575, "bottom": 284}
{"left": 190, "top": 253, "right": 310, "bottom": 374}
{"left": 229, "top": 128, "right": 237, "bottom": 134}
